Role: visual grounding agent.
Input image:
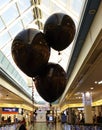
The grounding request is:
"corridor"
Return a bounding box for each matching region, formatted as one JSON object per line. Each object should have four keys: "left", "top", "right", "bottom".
{"left": 28, "top": 122, "right": 70, "bottom": 130}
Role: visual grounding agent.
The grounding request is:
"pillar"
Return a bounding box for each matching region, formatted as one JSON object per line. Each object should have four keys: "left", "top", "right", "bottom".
{"left": 95, "top": 106, "right": 99, "bottom": 116}
{"left": 67, "top": 108, "right": 72, "bottom": 123}
{"left": 82, "top": 92, "right": 93, "bottom": 124}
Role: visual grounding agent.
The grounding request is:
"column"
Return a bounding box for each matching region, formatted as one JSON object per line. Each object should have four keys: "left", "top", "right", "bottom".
{"left": 82, "top": 92, "right": 93, "bottom": 123}
{"left": 95, "top": 106, "right": 99, "bottom": 117}
{"left": 67, "top": 108, "right": 74, "bottom": 124}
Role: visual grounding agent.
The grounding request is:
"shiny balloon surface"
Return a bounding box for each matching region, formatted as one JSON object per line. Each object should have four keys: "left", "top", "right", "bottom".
{"left": 34, "top": 63, "right": 67, "bottom": 103}
{"left": 44, "top": 13, "right": 76, "bottom": 51}
{"left": 11, "top": 28, "right": 50, "bottom": 77}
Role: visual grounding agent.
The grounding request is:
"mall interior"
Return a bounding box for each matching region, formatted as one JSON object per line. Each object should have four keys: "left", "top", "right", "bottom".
{"left": 0, "top": 0, "right": 102, "bottom": 130}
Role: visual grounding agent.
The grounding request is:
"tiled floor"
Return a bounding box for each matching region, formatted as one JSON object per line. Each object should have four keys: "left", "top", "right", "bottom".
{"left": 28, "top": 123, "right": 102, "bottom": 130}
{"left": 28, "top": 122, "right": 70, "bottom": 130}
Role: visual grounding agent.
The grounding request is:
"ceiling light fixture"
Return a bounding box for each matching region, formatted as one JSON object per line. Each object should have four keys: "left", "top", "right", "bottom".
{"left": 94, "top": 80, "right": 102, "bottom": 85}
{"left": 94, "top": 81, "right": 98, "bottom": 84}
{"left": 98, "top": 80, "right": 102, "bottom": 84}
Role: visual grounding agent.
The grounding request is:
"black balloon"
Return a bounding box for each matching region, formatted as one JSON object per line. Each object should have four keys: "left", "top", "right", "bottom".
{"left": 44, "top": 13, "right": 76, "bottom": 51}
{"left": 11, "top": 28, "right": 50, "bottom": 77}
{"left": 34, "top": 63, "right": 67, "bottom": 103}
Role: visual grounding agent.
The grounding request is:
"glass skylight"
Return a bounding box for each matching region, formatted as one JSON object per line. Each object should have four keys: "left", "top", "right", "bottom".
{"left": 0, "top": 0, "right": 86, "bottom": 104}
{"left": 1, "top": 4, "right": 19, "bottom": 25}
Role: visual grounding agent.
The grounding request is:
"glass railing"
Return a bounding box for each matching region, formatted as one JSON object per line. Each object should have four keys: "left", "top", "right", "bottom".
{"left": 0, "top": 50, "right": 32, "bottom": 96}
{"left": 67, "top": 123, "right": 102, "bottom": 130}
{"left": 0, "top": 123, "right": 17, "bottom": 130}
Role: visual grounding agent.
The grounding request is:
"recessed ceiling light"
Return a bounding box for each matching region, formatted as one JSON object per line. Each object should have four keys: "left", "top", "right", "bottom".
{"left": 94, "top": 80, "right": 102, "bottom": 84}
{"left": 90, "top": 87, "right": 94, "bottom": 90}
{"left": 94, "top": 81, "right": 98, "bottom": 84}
{"left": 75, "top": 92, "right": 80, "bottom": 95}
{"left": 98, "top": 80, "right": 102, "bottom": 84}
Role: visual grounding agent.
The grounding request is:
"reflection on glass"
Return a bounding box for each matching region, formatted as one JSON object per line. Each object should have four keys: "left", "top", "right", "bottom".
{"left": 1, "top": 4, "right": 19, "bottom": 25}
{"left": 60, "top": 0, "right": 67, "bottom": 5}
{"left": 9, "top": 21, "right": 23, "bottom": 37}
{"left": 17, "top": 0, "right": 31, "bottom": 13}
{"left": 41, "top": 0, "right": 50, "bottom": 7}
{"left": 0, "top": 18, "right": 5, "bottom": 31}
{"left": 1, "top": 42, "right": 12, "bottom": 57}
{"left": 51, "top": 3, "right": 64, "bottom": 13}
{"left": 22, "top": 10, "right": 34, "bottom": 26}
{"left": 0, "top": 0, "right": 86, "bottom": 104}
{"left": 0, "top": 32, "right": 11, "bottom": 48}
{"left": 71, "top": 0, "right": 83, "bottom": 15}
{"left": 0, "top": 0, "right": 11, "bottom": 9}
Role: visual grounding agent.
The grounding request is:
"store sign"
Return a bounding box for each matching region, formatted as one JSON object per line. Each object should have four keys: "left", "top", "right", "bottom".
{"left": 2, "top": 108, "right": 18, "bottom": 112}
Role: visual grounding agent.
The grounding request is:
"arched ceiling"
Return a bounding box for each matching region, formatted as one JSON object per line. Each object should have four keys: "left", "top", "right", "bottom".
{"left": 0, "top": 0, "right": 89, "bottom": 105}
{"left": 0, "top": 0, "right": 102, "bottom": 110}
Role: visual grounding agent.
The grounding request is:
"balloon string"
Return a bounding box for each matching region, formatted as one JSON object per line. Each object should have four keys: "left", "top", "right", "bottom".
{"left": 58, "top": 51, "right": 62, "bottom": 63}
{"left": 32, "top": 77, "right": 35, "bottom": 129}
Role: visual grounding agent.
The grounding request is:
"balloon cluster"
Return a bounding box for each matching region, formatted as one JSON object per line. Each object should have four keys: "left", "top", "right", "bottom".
{"left": 11, "top": 13, "right": 76, "bottom": 103}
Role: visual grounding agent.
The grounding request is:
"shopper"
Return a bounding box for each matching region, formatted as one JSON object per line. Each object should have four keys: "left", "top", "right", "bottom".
{"left": 19, "top": 123, "right": 26, "bottom": 130}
